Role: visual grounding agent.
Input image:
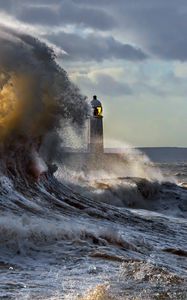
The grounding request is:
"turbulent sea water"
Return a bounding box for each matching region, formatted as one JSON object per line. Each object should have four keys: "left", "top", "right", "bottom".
{"left": 0, "top": 157, "right": 186, "bottom": 300}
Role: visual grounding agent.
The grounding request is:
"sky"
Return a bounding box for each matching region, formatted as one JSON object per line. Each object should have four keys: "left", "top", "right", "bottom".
{"left": 1, "top": 0, "right": 187, "bottom": 147}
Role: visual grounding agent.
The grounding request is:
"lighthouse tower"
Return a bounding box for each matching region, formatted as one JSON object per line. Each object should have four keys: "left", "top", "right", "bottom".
{"left": 89, "top": 95, "right": 104, "bottom": 154}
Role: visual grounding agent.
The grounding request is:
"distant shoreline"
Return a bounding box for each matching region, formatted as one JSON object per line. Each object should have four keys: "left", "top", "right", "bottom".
{"left": 106, "top": 147, "right": 187, "bottom": 163}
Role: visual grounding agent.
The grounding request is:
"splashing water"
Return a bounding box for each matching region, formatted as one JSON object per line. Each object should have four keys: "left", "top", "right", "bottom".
{"left": 0, "top": 25, "right": 89, "bottom": 169}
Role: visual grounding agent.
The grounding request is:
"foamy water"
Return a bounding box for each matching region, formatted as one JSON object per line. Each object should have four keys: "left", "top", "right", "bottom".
{"left": 0, "top": 159, "right": 186, "bottom": 300}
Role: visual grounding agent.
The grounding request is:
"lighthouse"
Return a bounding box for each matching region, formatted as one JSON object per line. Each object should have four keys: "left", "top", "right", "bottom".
{"left": 89, "top": 95, "right": 104, "bottom": 154}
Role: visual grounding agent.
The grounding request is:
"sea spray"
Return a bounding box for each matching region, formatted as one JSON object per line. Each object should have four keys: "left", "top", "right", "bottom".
{"left": 0, "top": 25, "right": 89, "bottom": 177}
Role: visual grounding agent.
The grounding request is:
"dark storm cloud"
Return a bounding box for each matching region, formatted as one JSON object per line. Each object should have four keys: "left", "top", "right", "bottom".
{"left": 46, "top": 31, "right": 148, "bottom": 62}
{"left": 0, "top": 0, "right": 14, "bottom": 12}
{"left": 1, "top": 0, "right": 187, "bottom": 61}
{"left": 77, "top": 73, "right": 132, "bottom": 96}
{"left": 59, "top": 1, "right": 116, "bottom": 31}
{"left": 57, "top": 0, "right": 187, "bottom": 61}
{"left": 18, "top": 6, "right": 59, "bottom": 26}
{"left": 113, "top": 0, "right": 187, "bottom": 61}
{"left": 0, "top": 0, "right": 116, "bottom": 31}
{"left": 72, "top": 0, "right": 187, "bottom": 61}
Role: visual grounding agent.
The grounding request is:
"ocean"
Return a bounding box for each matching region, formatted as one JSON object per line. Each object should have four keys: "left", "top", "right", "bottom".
{"left": 0, "top": 148, "right": 186, "bottom": 300}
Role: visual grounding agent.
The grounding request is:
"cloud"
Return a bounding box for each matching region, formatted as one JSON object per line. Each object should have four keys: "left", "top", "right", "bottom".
{"left": 46, "top": 31, "right": 148, "bottom": 62}
{"left": 94, "top": 73, "right": 132, "bottom": 96}
{"left": 116, "top": 1, "right": 187, "bottom": 61}
{"left": 53, "top": 0, "right": 187, "bottom": 61}
{"left": 18, "top": 5, "right": 60, "bottom": 26}
{"left": 0, "top": 0, "right": 15, "bottom": 13}
{"left": 74, "top": 0, "right": 187, "bottom": 61}
{"left": 2, "top": 0, "right": 187, "bottom": 61}
{"left": 2, "top": 2, "right": 187, "bottom": 65}
{"left": 75, "top": 73, "right": 132, "bottom": 96}
{"left": 0, "top": 0, "right": 116, "bottom": 31}
{"left": 60, "top": 1, "right": 116, "bottom": 31}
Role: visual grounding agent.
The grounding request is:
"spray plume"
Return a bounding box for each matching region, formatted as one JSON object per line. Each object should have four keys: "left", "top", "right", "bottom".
{"left": 0, "top": 25, "right": 89, "bottom": 178}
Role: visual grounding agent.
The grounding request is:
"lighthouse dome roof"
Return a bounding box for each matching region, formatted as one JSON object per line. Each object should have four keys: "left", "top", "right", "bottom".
{"left": 91, "top": 98, "right": 102, "bottom": 108}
